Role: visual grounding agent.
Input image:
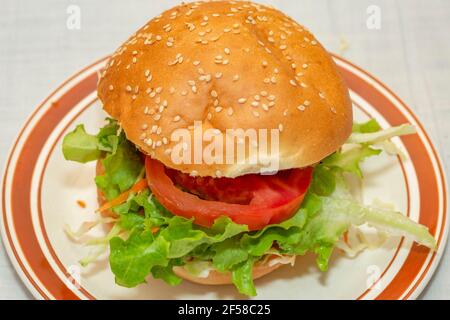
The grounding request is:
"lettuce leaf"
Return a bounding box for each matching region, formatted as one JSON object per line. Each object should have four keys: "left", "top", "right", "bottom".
{"left": 95, "top": 139, "right": 143, "bottom": 200}
{"left": 109, "top": 230, "right": 170, "bottom": 287}
{"left": 62, "top": 125, "right": 102, "bottom": 163}
{"left": 62, "top": 119, "right": 145, "bottom": 201}
{"left": 231, "top": 258, "right": 257, "bottom": 296}
{"left": 322, "top": 145, "right": 381, "bottom": 177}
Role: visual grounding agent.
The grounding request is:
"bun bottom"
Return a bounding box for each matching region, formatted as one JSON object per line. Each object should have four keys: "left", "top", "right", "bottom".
{"left": 173, "top": 258, "right": 283, "bottom": 285}
{"left": 96, "top": 160, "right": 286, "bottom": 285}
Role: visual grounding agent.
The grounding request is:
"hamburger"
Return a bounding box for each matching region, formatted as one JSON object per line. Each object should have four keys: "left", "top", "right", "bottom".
{"left": 62, "top": 0, "right": 435, "bottom": 296}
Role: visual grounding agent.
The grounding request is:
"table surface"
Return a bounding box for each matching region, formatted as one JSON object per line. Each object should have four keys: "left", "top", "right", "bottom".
{"left": 0, "top": 0, "right": 449, "bottom": 300}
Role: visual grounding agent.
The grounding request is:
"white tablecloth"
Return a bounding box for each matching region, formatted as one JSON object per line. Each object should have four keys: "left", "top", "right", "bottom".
{"left": 0, "top": 0, "right": 449, "bottom": 299}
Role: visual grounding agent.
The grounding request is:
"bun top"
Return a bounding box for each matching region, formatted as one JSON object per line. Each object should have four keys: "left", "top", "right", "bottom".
{"left": 98, "top": 0, "right": 352, "bottom": 178}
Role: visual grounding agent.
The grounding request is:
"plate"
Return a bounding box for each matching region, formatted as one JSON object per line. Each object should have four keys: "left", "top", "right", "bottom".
{"left": 1, "top": 55, "right": 447, "bottom": 300}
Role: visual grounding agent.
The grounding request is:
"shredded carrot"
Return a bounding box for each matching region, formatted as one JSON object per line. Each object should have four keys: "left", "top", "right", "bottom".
{"left": 151, "top": 227, "right": 159, "bottom": 234}
{"left": 97, "top": 178, "right": 148, "bottom": 213}
{"left": 343, "top": 231, "right": 349, "bottom": 245}
{"left": 76, "top": 200, "right": 86, "bottom": 208}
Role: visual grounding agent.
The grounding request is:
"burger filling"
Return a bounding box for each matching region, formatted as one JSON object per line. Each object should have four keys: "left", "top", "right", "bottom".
{"left": 62, "top": 118, "right": 436, "bottom": 296}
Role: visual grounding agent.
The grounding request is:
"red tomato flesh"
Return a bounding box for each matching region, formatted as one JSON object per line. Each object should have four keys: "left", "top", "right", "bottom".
{"left": 145, "top": 157, "right": 313, "bottom": 231}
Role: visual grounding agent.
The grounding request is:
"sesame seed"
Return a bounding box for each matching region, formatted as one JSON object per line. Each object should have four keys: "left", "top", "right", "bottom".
{"left": 215, "top": 106, "right": 222, "bottom": 112}
{"left": 215, "top": 170, "right": 222, "bottom": 178}
{"left": 193, "top": 60, "right": 200, "bottom": 66}
{"left": 173, "top": 115, "right": 181, "bottom": 122}
{"left": 300, "top": 82, "right": 307, "bottom": 88}
{"left": 215, "top": 72, "right": 223, "bottom": 79}
{"left": 190, "top": 170, "right": 198, "bottom": 177}
{"left": 126, "top": 85, "right": 132, "bottom": 92}
{"left": 187, "top": 80, "right": 196, "bottom": 86}
{"left": 227, "top": 107, "right": 233, "bottom": 116}
{"left": 261, "top": 91, "right": 268, "bottom": 96}
{"left": 238, "top": 98, "right": 247, "bottom": 104}
{"left": 224, "top": 48, "right": 231, "bottom": 55}
{"left": 290, "top": 79, "right": 297, "bottom": 86}
{"left": 211, "top": 90, "right": 218, "bottom": 98}
{"left": 268, "top": 95, "right": 276, "bottom": 101}
{"left": 233, "top": 74, "right": 240, "bottom": 81}
{"left": 278, "top": 124, "right": 284, "bottom": 132}
{"left": 302, "top": 63, "right": 308, "bottom": 69}
{"left": 191, "top": 86, "right": 198, "bottom": 93}
{"left": 252, "top": 111, "right": 260, "bottom": 117}
{"left": 262, "top": 60, "right": 268, "bottom": 67}
{"left": 144, "top": 69, "right": 150, "bottom": 77}
{"left": 251, "top": 101, "right": 259, "bottom": 107}
{"left": 270, "top": 76, "right": 277, "bottom": 84}
{"left": 304, "top": 100, "right": 311, "bottom": 106}
{"left": 141, "top": 124, "right": 148, "bottom": 130}
{"left": 108, "top": 85, "right": 114, "bottom": 91}
{"left": 297, "top": 105, "right": 305, "bottom": 111}
{"left": 279, "top": 44, "right": 287, "bottom": 50}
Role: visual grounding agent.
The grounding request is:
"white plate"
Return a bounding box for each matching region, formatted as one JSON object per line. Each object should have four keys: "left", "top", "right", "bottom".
{"left": 1, "top": 56, "right": 447, "bottom": 299}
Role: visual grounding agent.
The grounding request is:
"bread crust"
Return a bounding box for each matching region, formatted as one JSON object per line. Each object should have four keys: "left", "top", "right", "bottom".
{"left": 97, "top": 1, "right": 352, "bottom": 178}
{"left": 173, "top": 257, "right": 284, "bottom": 285}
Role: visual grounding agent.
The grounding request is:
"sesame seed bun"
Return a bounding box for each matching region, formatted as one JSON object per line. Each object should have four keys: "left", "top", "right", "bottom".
{"left": 98, "top": 0, "right": 352, "bottom": 178}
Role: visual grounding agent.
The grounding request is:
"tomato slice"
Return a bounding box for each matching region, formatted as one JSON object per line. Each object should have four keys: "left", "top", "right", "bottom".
{"left": 145, "top": 157, "right": 313, "bottom": 230}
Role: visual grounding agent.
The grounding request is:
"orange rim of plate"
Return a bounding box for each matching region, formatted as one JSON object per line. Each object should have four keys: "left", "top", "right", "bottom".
{"left": 0, "top": 55, "right": 447, "bottom": 300}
